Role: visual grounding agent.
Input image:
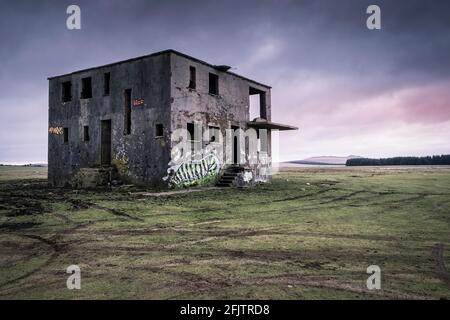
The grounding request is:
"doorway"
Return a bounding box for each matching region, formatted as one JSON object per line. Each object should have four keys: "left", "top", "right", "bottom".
{"left": 231, "top": 125, "right": 239, "bottom": 164}
{"left": 101, "top": 120, "right": 112, "bottom": 166}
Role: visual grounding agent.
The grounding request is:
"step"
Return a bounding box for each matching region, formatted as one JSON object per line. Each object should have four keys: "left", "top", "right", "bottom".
{"left": 226, "top": 170, "right": 243, "bottom": 175}
{"left": 216, "top": 182, "right": 233, "bottom": 187}
{"left": 227, "top": 167, "right": 244, "bottom": 172}
{"left": 219, "top": 176, "right": 236, "bottom": 181}
{"left": 222, "top": 172, "right": 238, "bottom": 176}
{"left": 218, "top": 181, "right": 234, "bottom": 186}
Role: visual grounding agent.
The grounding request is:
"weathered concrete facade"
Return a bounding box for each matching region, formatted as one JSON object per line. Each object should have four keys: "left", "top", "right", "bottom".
{"left": 48, "top": 50, "right": 296, "bottom": 188}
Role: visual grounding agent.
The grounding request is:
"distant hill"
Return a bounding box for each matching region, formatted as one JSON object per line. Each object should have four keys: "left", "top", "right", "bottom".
{"left": 288, "top": 155, "right": 362, "bottom": 165}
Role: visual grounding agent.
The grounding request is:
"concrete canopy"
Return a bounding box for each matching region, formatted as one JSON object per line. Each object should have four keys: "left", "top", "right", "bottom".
{"left": 247, "top": 118, "right": 298, "bottom": 131}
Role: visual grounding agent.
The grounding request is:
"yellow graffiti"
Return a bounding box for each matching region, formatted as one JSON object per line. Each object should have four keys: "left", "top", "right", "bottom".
{"left": 49, "top": 127, "right": 63, "bottom": 135}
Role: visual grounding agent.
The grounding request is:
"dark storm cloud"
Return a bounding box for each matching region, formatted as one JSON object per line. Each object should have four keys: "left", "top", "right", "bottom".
{"left": 0, "top": 0, "right": 449, "bottom": 162}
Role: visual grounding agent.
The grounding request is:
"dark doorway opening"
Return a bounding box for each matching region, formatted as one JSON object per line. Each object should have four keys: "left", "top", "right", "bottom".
{"left": 232, "top": 125, "right": 239, "bottom": 164}
{"left": 124, "top": 89, "right": 132, "bottom": 135}
{"left": 101, "top": 120, "right": 112, "bottom": 166}
{"left": 83, "top": 125, "right": 90, "bottom": 142}
{"left": 233, "top": 136, "right": 238, "bottom": 164}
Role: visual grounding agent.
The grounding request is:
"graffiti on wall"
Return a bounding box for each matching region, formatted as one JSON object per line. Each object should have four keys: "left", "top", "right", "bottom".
{"left": 255, "top": 152, "right": 271, "bottom": 183}
{"left": 243, "top": 171, "right": 253, "bottom": 183}
{"left": 133, "top": 98, "right": 144, "bottom": 106}
{"left": 163, "top": 153, "right": 220, "bottom": 188}
{"left": 233, "top": 170, "right": 254, "bottom": 188}
{"left": 49, "top": 127, "right": 64, "bottom": 135}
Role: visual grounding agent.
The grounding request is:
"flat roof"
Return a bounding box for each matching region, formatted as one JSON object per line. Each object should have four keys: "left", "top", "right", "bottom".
{"left": 47, "top": 49, "right": 271, "bottom": 89}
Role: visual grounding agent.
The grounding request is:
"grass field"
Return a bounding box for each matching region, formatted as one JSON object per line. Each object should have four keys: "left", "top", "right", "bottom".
{"left": 0, "top": 165, "right": 449, "bottom": 299}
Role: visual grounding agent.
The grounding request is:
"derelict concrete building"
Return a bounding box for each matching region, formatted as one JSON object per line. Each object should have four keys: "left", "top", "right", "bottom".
{"left": 48, "top": 50, "right": 297, "bottom": 188}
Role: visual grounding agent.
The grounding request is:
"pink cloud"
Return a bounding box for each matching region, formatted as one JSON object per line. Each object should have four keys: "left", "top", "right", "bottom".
{"left": 270, "top": 76, "right": 450, "bottom": 160}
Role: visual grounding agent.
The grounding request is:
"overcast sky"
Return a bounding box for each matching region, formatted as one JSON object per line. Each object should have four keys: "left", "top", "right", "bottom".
{"left": 1, "top": 0, "right": 449, "bottom": 163}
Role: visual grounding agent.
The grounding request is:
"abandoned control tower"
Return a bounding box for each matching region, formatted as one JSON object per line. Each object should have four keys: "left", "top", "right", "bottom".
{"left": 48, "top": 50, "right": 297, "bottom": 188}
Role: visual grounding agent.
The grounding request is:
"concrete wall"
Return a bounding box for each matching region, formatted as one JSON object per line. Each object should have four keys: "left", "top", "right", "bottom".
{"left": 48, "top": 53, "right": 172, "bottom": 187}
{"left": 169, "top": 53, "right": 272, "bottom": 170}
{"left": 48, "top": 50, "right": 273, "bottom": 187}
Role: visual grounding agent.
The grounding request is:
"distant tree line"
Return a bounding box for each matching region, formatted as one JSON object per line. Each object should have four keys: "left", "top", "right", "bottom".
{"left": 346, "top": 155, "right": 450, "bottom": 166}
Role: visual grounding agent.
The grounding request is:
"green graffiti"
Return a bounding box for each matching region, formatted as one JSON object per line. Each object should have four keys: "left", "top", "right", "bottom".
{"left": 164, "top": 154, "right": 220, "bottom": 188}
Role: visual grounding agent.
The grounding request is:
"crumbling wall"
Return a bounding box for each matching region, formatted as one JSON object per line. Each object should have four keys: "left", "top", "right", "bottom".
{"left": 168, "top": 53, "right": 272, "bottom": 186}
{"left": 48, "top": 51, "right": 273, "bottom": 188}
{"left": 48, "top": 53, "right": 172, "bottom": 187}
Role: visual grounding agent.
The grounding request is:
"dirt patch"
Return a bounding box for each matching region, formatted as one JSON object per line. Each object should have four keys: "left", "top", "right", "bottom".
{"left": 52, "top": 212, "right": 73, "bottom": 224}
{"left": 68, "top": 198, "right": 92, "bottom": 211}
{"left": 225, "top": 249, "right": 298, "bottom": 261}
{"left": 286, "top": 231, "right": 399, "bottom": 242}
{"left": 0, "top": 196, "right": 47, "bottom": 216}
{"left": 162, "top": 271, "right": 430, "bottom": 300}
{"left": 247, "top": 274, "right": 431, "bottom": 300}
{"left": 67, "top": 197, "right": 142, "bottom": 221}
{"left": 164, "top": 228, "right": 281, "bottom": 249}
{"left": 133, "top": 187, "right": 220, "bottom": 198}
{"left": 318, "top": 190, "right": 366, "bottom": 205}
{"left": 0, "top": 234, "right": 60, "bottom": 290}
{"left": 97, "top": 205, "right": 143, "bottom": 221}
{"left": 0, "top": 222, "right": 40, "bottom": 231}
{"left": 262, "top": 187, "right": 337, "bottom": 204}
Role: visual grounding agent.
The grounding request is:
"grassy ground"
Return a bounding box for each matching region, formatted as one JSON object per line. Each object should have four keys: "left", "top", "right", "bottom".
{"left": 0, "top": 165, "right": 449, "bottom": 299}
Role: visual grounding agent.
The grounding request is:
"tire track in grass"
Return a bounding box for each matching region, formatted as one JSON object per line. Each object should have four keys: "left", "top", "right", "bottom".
{"left": 164, "top": 271, "right": 432, "bottom": 300}
{"left": 0, "top": 234, "right": 60, "bottom": 290}
{"left": 0, "top": 219, "right": 97, "bottom": 294}
{"left": 68, "top": 198, "right": 143, "bottom": 221}
{"left": 432, "top": 243, "right": 450, "bottom": 288}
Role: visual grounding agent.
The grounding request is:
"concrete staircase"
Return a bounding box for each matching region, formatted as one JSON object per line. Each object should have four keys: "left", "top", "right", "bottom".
{"left": 216, "top": 165, "right": 245, "bottom": 187}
